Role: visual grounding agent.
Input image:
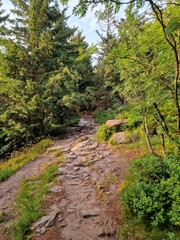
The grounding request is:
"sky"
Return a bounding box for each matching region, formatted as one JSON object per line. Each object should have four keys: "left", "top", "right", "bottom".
{"left": 2, "top": 0, "right": 125, "bottom": 45}
{"left": 2, "top": 0, "right": 102, "bottom": 44}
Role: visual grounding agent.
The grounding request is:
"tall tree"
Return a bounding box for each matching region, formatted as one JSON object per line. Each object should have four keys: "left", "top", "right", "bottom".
{"left": 61, "top": 0, "right": 180, "bottom": 128}
{"left": 0, "top": 0, "right": 81, "bottom": 156}
{"left": 108, "top": 4, "right": 179, "bottom": 153}
{"left": 61, "top": 0, "right": 180, "bottom": 152}
{"left": 95, "top": 5, "right": 121, "bottom": 108}
{"left": 0, "top": 0, "right": 96, "bottom": 157}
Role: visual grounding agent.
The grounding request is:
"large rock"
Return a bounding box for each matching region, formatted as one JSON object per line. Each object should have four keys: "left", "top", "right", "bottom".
{"left": 111, "top": 132, "right": 126, "bottom": 144}
{"left": 30, "top": 209, "right": 61, "bottom": 235}
{"left": 106, "top": 119, "right": 128, "bottom": 129}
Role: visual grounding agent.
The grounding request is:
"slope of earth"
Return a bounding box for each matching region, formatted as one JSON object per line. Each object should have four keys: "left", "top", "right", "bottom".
{"left": 0, "top": 115, "right": 141, "bottom": 240}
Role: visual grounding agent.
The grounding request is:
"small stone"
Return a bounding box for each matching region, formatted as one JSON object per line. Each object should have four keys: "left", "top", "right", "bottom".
{"left": 57, "top": 167, "right": 69, "bottom": 175}
{"left": 31, "top": 216, "right": 49, "bottom": 230}
{"left": 49, "top": 186, "right": 62, "bottom": 193}
{"left": 62, "top": 147, "right": 71, "bottom": 152}
{"left": 81, "top": 210, "right": 99, "bottom": 218}
{"left": 74, "top": 162, "right": 87, "bottom": 167}
{"left": 60, "top": 221, "right": 68, "bottom": 227}
{"left": 49, "top": 146, "right": 62, "bottom": 151}
{"left": 79, "top": 136, "right": 89, "bottom": 141}
{"left": 67, "top": 175, "right": 79, "bottom": 180}
{"left": 67, "top": 208, "right": 75, "bottom": 214}
{"left": 46, "top": 211, "right": 60, "bottom": 227}
{"left": 50, "top": 204, "right": 61, "bottom": 212}
{"left": 83, "top": 172, "right": 90, "bottom": 177}
{"left": 102, "top": 152, "right": 110, "bottom": 158}
{"left": 73, "top": 225, "right": 80, "bottom": 230}
{"left": 84, "top": 142, "right": 98, "bottom": 151}
{"left": 36, "top": 227, "right": 41, "bottom": 234}
{"left": 60, "top": 199, "right": 69, "bottom": 208}
{"left": 112, "top": 132, "right": 126, "bottom": 144}
{"left": 40, "top": 226, "right": 46, "bottom": 234}
{"left": 71, "top": 140, "right": 89, "bottom": 151}
{"left": 78, "top": 118, "right": 87, "bottom": 127}
{"left": 67, "top": 182, "right": 80, "bottom": 186}
{"left": 66, "top": 154, "right": 77, "bottom": 159}
{"left": 2, "top": 205, "right": 8, "bottom": 210}
{"left": 84, "top": 176, "right": 90, "bottom": 181}
{"left": 98, "top": 227, "right": 104, "bottom": 236}
{"left": 58, "top": 216, "right": 63, "bottom": 222}
{"left": 58, "top": 175, "right": 66, "bottom": 182}
{"left": 74, "top": 167, "right": 80, "bottom": 171}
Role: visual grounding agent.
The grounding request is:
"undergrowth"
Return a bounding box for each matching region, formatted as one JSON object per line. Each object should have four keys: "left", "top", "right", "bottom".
{"left": 0, "top": 139, "right": 52, "bottom": 182}
{"left": 93, "top": 106, "right": 122, "bottom": 124}
{"left": 120, "top": 154, "right": 180, "bottom": 240}
{"left": 96, "top": 124, "right": 115, "bottom": 142}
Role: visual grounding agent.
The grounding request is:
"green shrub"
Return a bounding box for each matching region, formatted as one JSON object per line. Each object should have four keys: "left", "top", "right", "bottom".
{"left": 120, "top": 154, "right": 180, "bottom": 239}
{"left": 93, "top": 107, "right": 122, "bottom": 124}
{"left": 45, "top": 124, "right": 67, "bottom": 136}
{"left": 117, "top": 105, "right": 142, "bottom": 131}
{"left": 67, "top": 116, "right": 80, "bottom": 126}
{"left": 96, "top": 124, "right": 113, "bottom": 142}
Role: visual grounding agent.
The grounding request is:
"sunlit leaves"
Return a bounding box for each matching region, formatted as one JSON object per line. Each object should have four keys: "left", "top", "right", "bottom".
{"left": 165, "top": 18, "right": 180, "bottom": 36}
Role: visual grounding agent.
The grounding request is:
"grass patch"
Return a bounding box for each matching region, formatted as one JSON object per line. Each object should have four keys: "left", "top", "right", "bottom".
{"left": 52, "top": 149, "right": 63, "bottom": 158}
{"left": 11, "top": 154, "right": 64, "bottom": 240}
{"left": 0, "top": 212, "right": 8, "bottom": 223}
{"left": 0, "top": 139, "right": 52, "bottom": 182}
{"left": 96, "top": 124, "right": 115, "bottom": 143}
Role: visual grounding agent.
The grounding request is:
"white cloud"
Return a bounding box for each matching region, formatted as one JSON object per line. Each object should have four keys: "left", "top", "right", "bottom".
{"left": 3, "top": 0, "right": 101, "bottom": 44}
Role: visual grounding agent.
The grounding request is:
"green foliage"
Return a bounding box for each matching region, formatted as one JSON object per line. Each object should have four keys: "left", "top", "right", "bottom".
{"left": 120, "top": 154, "right": 180, "bottom": 239}
{"left": 93, "top": 105, "right": 123, "bottom": 124}
{"left": 0, "top": 1, "right": 95, "bottom": 157}
{"left": 94, "top": 5, "right": 123, "bottom": 109}
{"left": 12, "top": 163, "right": 59, "bottom": 240}
{"left": 165, "top": 18, "right": 180, "bottom": 36}
{"left": 0, "top": 139, "right": 52, "bottom": 182}
{"left": 117, "top": 105, "right": 142, "bottom": 130}
{"left": 96, "top": 124, "right": 114, "bottom": 142}
{"left": 107, "top": 4, "right": 179, "bottom": 153}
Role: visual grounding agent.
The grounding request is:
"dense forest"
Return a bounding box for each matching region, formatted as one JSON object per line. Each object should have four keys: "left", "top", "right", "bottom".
{"left": 0, "top": 0, "right": 97, "bottom": 157}
{"left": 0, "top": 0, "right": 179, "bottom": 239}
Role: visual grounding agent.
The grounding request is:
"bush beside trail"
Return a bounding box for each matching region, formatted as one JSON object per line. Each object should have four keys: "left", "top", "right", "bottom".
{"left": 120, "top": 154, "right": 180, "bottom": 240}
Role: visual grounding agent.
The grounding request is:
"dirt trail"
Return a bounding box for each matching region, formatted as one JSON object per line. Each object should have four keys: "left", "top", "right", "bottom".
{"left": 0, "top": 115, "right": 140, "bottom": 240}
{"left": 0, "top": 153, "right": 54, "bottom": 215}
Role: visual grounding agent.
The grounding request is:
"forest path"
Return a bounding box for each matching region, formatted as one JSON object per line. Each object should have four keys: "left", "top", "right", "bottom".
{"left": 0, "top": 115, "right": 140, "bottom": 240}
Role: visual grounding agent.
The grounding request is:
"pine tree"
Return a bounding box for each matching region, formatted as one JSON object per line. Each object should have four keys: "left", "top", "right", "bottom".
{"left": 95, "top": 5, "right": 120, "bottom": 108}
{"left": 0, "top": 0, "right": 79, "bottom": 156}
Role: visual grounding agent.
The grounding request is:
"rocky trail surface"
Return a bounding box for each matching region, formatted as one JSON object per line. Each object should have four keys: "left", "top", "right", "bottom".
{"left": 0, "top": 116, "right": 140, "bottom": 240}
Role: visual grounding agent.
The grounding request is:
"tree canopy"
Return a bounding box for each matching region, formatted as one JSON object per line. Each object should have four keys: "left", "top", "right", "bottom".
{"left": 0, "top": 0, "right": 95, "bottom": 157}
